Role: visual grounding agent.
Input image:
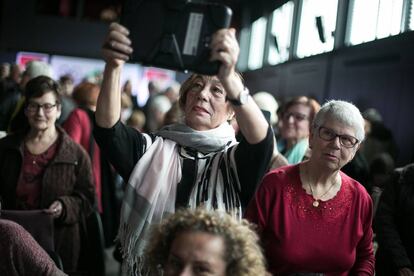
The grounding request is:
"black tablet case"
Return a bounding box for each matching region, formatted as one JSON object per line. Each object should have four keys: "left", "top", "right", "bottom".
{"left": 121, "top": 0, "right": 232, "bottom": 75}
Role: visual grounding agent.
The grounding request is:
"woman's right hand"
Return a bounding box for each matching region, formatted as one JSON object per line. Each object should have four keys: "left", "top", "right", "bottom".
{"left": 102, "top": 22, "right": 133, "bottom": 68}
{"left": 44, "top": 200, "right": 63, "bottom": 219}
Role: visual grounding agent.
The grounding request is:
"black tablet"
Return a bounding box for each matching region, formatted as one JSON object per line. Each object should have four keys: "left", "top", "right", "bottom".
{"left": 121, "top": 0, "right": 232, "bottom": 75}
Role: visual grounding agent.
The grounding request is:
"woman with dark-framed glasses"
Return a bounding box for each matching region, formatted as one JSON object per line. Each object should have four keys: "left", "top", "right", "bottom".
{"left": 278, "top": 96, "right": 320, "bottom": 164}
{"left": 0, "top": 76, "right": 95, "bottom": 274}
{"left": 246, "top": 100, "right": 375, "bottom": 275}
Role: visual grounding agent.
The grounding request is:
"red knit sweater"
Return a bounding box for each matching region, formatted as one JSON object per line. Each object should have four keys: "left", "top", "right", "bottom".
{"left": 245, "top": 165, "right": 375, "bottom": 276}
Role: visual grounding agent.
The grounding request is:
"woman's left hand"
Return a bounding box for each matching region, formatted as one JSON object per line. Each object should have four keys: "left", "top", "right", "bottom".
{"left": 209, "top": 29, "right": 268, "bottom": 144}
{"left": 210, "top": 28, "right": 242, "bottom": 95}
{"left": 45, "top": 200, "right": 63, "bottom": 219}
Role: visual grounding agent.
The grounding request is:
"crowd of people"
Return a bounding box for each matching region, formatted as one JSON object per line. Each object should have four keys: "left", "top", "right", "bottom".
{"left": 0, "top": 22, "right": 413, "bottom": 276}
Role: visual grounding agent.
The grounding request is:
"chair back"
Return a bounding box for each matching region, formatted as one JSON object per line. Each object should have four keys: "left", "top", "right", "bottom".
{"left": 0, "top": 209, "right": 55, "bottom": 252}
{"left": 0, "top": 209, "right": 63, "bottom": 269}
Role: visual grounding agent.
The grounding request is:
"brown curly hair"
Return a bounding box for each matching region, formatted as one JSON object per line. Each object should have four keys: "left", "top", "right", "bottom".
{"left": 145, "top": 208, "right": 267, "bottom": 275}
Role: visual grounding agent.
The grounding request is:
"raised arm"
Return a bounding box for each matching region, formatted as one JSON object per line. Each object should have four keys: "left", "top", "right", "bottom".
{"left": 210, "top": 28, "right": 269, "bottom": 144}
{"left": 96, "top": 23, "right": 133, "bottom": 128}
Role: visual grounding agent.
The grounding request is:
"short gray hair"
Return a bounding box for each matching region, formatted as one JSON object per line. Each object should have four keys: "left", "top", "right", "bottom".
{"left": 253, "top": 91, "right": 279, "bottom": 125}
{"left": 24, "top": 61, "right": 52, "bottom": 79}
{"left": 312, "top": 100, "right": 365, "bottom": 142}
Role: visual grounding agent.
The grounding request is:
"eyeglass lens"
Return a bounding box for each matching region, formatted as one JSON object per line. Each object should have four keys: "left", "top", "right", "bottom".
{"left": 283, "top": 112, "right": 308, "bottom": 121}
{"left": 27, "top": 103, "right": 56, "bottom": 112}
{"left": 318, "top": 126, "right": 358, "bottom": 147}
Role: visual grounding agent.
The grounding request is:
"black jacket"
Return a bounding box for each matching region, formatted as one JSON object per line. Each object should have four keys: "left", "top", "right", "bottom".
{"left": 374, "top": 163, "right": 414, "bottom": 275}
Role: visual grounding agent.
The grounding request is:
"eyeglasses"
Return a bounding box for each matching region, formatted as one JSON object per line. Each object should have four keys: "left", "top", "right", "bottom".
{"left": 318, "top": 126, "right": 359, "bottom": 148}
{"left": 282, "top": 112, "right": 308, "bottom": 122}
{"left": 26, "top": 102, "right": 57, "bottom": 113}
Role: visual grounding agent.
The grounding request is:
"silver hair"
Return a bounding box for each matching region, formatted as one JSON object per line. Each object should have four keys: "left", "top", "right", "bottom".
{"left": 312, "top": 100, "right": 365, "bottom": 142}
{"left": 149, "top": 95, "right": 172, "bottom": 114}
{"left": 25, "top": 61, "right": 52, "bottom": 79}
{"left": 253, "top": 91, "right": 279, "bottom": 125}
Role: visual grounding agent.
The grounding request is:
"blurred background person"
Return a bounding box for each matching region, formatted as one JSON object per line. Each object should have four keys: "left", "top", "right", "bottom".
{"left": 121, "top": 79, "right": 139, "bottom": 110}
{"left": 126, "top": 109, "right": 146, "bottom": 131}
{"left": 163, "top": 101, "right": 184, "bottom": 126}
{"left": 0, "top": 76, "right": 95, "bottom": 274}
{"left": 278, "top": 96, "right": 320, "bottom": 164}
{"left": 341, "top": 146, "right": 370, "bottom": 191}
{"left": 0, "top": 63, "right": 11, "bottom": 135}
{"left": 367, "top": 152, "right": 395, "bottom": 215}
{"left": 163, "top": 81, "right": 181, "bottom": 104}
{"left": 63, "top": 81, "right": 120, "bottom": 247}
{"left": 252, "top": 91, "right": 279, "bottom": 129}
{"left": 0, "top": 62, "right": 10, "bottom": 80}
{"left": 361, "top": 107, "right": 398, "bottom": 164}
{"left": 56, "top": 74, "right": 76, "bottom": 125}
{"left": 374, "top": 163, "right": 414, "bottom": 276}
{"left": 63, "top": 82, "right": 101, "bottom": 211}
{"left": 9, "top": 63, "right": 23, "bottom": 86}
{"left": 7, "top": 61, "right": 53, "bottom": 134}
{"left": 58, "top": 74, "right": 74, "bottom": 97}
{"left": 145, "top": 208, "right": 268, "bottom": 276}
{"left": 142, "top": 80, "right": 163, "bottom": 113}
{"left": 0, "top": 64, "right": 23, "bottom": 131}
{"left": 120, "top": 88, "right": 133, "bottom": 123}
{"left": 253, "top": 91, "right": 288, "bottom": 170}
{"left": 343, "top": 107, "right": 399, "bottom": 193}
{"left": 146, "top": 94, "right": 172, "bottom": 132}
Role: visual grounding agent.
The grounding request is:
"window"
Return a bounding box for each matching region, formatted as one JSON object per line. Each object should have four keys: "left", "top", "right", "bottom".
{"left": 347, "top": 0, "right": 404, "bottom": 45}
{"left": 409, "top": 0, "right": 414, "bottom": 30}
{"left": 296, "top": 0, "right": 338, "bottom": 58}
{"left": 268, "top": 1, "right": 294, "bottom": 65}
{"left": 248, "top": 16, "right": 267, "bottom": 70}
{"left": 237, "top": 27, "right": 251, "bottom": 71}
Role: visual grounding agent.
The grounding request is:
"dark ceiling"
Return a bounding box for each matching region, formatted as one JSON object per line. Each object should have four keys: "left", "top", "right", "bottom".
{"left": 202, "top": 0, "right": 286, "bottom": 29}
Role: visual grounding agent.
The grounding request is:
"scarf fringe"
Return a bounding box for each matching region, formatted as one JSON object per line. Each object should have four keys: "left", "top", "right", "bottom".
{"left": 118, "top": 222, "right": 149, "bottom": 276}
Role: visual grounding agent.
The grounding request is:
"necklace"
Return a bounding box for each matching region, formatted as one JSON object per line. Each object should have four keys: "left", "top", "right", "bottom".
{"left": 308, "top": 182, "right": 337, "bottom": 207}
{"left": 305, "top": 167, "right": 339, "bottom": 208}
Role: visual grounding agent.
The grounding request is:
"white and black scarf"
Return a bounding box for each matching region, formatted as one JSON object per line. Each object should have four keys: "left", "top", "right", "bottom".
{"left": 118, "top": 122, "right": 240, "bottom": 275}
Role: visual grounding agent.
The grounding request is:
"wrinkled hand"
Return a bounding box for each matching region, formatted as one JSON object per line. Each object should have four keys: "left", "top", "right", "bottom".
{"left": 399, "top": 268, "right": 414, "bottom": 276}
{"left": 209, "top": 28, "right": 241, "bottom": 94}
{"left": 102, "top": 22, "right": 133, "bottom": 67}
{"left": 44, "top": 200, "right": 63, "bottom": 219}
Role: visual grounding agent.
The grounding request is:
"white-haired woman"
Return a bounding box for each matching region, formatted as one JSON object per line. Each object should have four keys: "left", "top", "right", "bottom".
{"left": 246, "top": 100, "right": 375, "bottom": 275}
{"left": 94, "top": 23, "right": 273, "bottom": 274}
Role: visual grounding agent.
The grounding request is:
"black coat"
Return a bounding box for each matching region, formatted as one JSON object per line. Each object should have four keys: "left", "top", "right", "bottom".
{"left": 374, "top": 164, "right": 414, "bottom": 275}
